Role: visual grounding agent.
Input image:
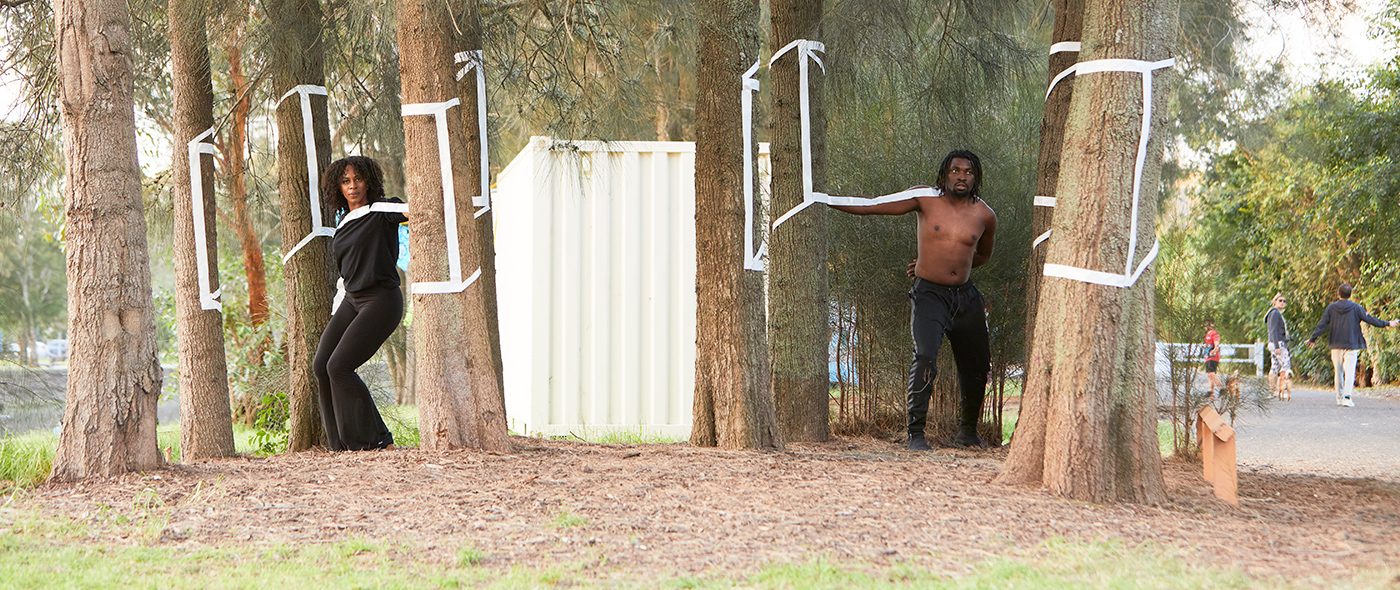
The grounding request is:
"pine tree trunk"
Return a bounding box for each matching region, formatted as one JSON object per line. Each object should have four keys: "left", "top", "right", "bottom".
{"left": 452, "top": 0, "right": 507, "bottom": 409}
{"left": 223, "top": 30, "right": 269, "bottom": 328}
{"left": 768, "top": 0, "right": 829, "bottom": 443}
{"left": 398, "top": 0, "right": 511, "bottom": 452}
{"left": 50, "top": 0, "right": 164, "bottom": 481}
{"left": 224, "top": 35, "right": 268, "bottom": 425}
{"left": 691, "top": 0, "right": 781, "bottom": 450}
{"left": 1006, "top": 0, "right": 1084, "bottom": 481}
{"left": 267, "top": 0, "right": 332, "bottom": 452}
{"left": 169, "top": 0, "right": 236, "bottom": 461}
{"left": 997, "top": 0, "right": 1173, "bottom": 504}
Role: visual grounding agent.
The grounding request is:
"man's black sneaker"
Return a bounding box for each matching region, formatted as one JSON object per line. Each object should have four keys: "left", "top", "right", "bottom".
{"left": 952, "top": 429, "right": 985, "bottom": 449}
{"left": 907, "top": 435, "right": 932, "bottom": 451}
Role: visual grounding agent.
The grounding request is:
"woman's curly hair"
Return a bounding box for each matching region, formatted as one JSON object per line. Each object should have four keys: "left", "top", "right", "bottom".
{"left": 322, "top": 156, "right": 386, "bottom": 214}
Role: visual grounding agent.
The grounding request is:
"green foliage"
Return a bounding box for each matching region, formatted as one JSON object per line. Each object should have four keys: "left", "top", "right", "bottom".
{"left": 1170, "top": 63, "right": 1400, "bottom": 384}
{"left": 250, "top": 393, "right": 290, "bottom": 456}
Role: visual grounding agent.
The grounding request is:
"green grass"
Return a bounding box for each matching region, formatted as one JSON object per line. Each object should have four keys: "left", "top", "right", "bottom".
{"left": 380, "top": 404, "right": 421, "bottom": 448}
{"left": 555, "top": 426, "right": 686, "bottom": 445}
{"left": 0, "top": 514, "right": 1392, "bottom": 590}
{"left": 549, "top": 509, "right": 589, "bottom": 529}
{"left": 0, "top": 432, "right": 55, "bottom": 489}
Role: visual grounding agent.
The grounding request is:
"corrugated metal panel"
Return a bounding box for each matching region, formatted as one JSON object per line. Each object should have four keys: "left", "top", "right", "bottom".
{"left": 496, "top": 137, "right": 770, "bottom": 438}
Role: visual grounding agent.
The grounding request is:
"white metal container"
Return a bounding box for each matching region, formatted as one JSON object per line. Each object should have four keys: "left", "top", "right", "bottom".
{"left": 494, "top": 137, "right": 770, "bottom": 438}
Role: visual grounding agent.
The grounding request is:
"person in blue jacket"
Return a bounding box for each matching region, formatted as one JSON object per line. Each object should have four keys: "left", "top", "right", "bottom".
{"left": 1306, "top": 283, "right": 1399, "bottom": 407}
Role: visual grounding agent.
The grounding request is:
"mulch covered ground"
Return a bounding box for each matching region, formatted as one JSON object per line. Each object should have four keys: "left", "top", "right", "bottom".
{"left": 12, "top": 437, "right": 1400, "bottom": 583}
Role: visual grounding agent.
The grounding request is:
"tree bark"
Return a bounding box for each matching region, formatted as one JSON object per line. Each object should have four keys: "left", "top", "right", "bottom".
{"left": 398, "top": 0, "right": 511, "bottom": 452}
{"left": 768, "top": 0, "right": 829, "bottom": 443}
{"left": 169, "top": 0, "right": 236, "bottom": 461}
{"left": 996, "top": 0, "right": 1173, "bottom": 504}
{"left": 1006, "top": 0, "right": 1084, "bottom": 480}
{"left": 50, "top": 0, "right": 164, "bottom": 481}
{"left": 452, "top": 0, "right": 507, "bottom": 410}
{"left": 267, "top": 0, "right": 332, "bottom": 452}
{"left": 691, "top": 0, "right": 781, "bottom": 450}
{"left": 222, "top": 19, "right": 268, "bottom": 328}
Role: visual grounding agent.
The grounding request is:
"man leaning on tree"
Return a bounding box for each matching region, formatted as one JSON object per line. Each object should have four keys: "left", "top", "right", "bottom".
{"left": 1306, "top": 283, "right": 1399, "bottom": 407}
{"left": 829, "top": 150, "right": 997, "bottom": 450}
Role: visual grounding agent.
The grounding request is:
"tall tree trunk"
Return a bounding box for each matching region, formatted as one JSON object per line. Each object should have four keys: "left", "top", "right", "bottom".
{"left": 1007, "top": 0, "right": 1084, "bottom": 476}
{"left": 50, "top": 0, "right": 164, "bottom": 481}
{"left": 769, "top": 0, "right": 828, "bottom": 442}
{"left": 996, "top": 0, "right": 1174, "bottom": 504}
{"left": 452, "top": 1, "right": 507, "bottom": 410}
{"left": 398, "top": 0, "right": 511, "bottom": 452}
{"left": 691, "top": 0, "right": 781, "bottom": 450}
{"left": 222, "top": 16, "right": 268, "bottom": 328}
{"left": 170, "top": 0, "right": 236, "bottom": 461}
{"left": 267, "top": 0, "right": 332, "bottom": 452}
{"left": 220, "top": 7, "right": 268, "bottom": 426}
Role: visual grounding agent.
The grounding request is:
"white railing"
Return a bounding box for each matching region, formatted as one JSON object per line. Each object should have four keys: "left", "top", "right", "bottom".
{"left": 1155, "top": 341, "right": 1264, "bottom": 376}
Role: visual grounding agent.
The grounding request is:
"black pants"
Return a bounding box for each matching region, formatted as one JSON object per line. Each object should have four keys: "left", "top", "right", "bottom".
{"left": 907, "top": 277, "right": 990, "bottom": 438}
{"left": 314, "top": 284, "right": 401, "bottom": 451}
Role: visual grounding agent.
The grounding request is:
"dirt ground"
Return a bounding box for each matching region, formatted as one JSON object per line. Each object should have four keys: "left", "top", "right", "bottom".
{"left": 11, "top": 437, "right": 1400, "bottom": 584}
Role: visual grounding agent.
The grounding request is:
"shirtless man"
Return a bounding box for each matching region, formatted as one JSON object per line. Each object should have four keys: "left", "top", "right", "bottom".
{"left": 830, "top": 150, "right": 998, "bottom": 450}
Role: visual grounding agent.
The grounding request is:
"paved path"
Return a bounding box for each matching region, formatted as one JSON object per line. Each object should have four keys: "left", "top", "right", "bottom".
{"left": 1232, "top": 387, "right": 1400, "bottom": 481}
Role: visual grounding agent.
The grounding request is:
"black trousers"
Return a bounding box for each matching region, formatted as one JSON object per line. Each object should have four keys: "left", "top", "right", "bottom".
{"left": 314, "top": 284, "right": 401, "bottom": 451}
{"left": 907, "top": 277, "right": 991, "bottom": 438}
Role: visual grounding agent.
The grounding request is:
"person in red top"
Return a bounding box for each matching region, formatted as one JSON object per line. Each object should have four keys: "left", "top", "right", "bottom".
{"left": 1203, "top": 320, "right": 1222, "bottom": 398}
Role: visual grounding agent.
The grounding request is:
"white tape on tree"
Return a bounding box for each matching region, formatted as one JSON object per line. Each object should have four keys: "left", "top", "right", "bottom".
{"left": 742, "top": 40, "right": 942, "bottom": 271}
{"left": 741, "top": 60, "right": 764, "bottom": 270}
{"left": 454, "top": 50, "right": 491, "bottom": 216}
{"left": 278, "top": 84, "right": 333, "bottom": 263}
{"left": 1032, "top": 230, "right": 1052, "bottom": 250}
{"left": 402, "top": 98, "right": 478, "bottom": 294}
{"left": 188, "top": 126, "right": 222, "bottom": 311}
{"left": 1039, "top": 57, "right": 1174, "bottom": 288}
{"left": 1030, "top": 43, "right": 1080, "bottom": 221}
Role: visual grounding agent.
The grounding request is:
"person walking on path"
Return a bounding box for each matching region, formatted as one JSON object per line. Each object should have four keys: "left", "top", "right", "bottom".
{"left": 1306, "top": 283, "right": 1399, "bottom": 407}
{"left": 1203, "top": 320, "right": 1222, "bottom": 398}
{"left": 1265, "top": 293, "right": 1293, "bottom": 400}
{"left": 830, "top": 150, "right": 997, "bottom": 450}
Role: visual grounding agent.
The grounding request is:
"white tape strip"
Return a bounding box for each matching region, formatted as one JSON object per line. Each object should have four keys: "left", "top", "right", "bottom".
{"left": 332, "top": 277, "right": 346, "bottom": 314}
{"left": 744, "top": 40, "right": 942, "bottom": 270}
{"left": 1033, "top": 196, "right": 1056, "bottom": 207}
{"left": 454, "top": 50, "right": 491, "bottom": 216}
{"left": 412, "top": 267, "right": 481, "bottom": 294}
{"left": 741, "top": 60, "right": 764, "bottom": 271}
{"left": 403, "top": 98, "right": 468, "bottom": 292}
{"left": 1049, "top": 41, "right": 1082, "bottom": 54}
{"left": 278, "top": 84, "right": 333, "bottom": 263}
{"left": 1044, "top": 239, "right": 1158, "bottom": 288}
{"left": 743, "top": 39, "right": 828, "bottom": 271}
{"left": 1038, "top": 56, "right": 1174, "bottom": 288}
{"left": 188, "top": 126, "right": 222, "bottom": 311}
{"left": 1032, "top": 230, "right": 1052, "bottom": 250}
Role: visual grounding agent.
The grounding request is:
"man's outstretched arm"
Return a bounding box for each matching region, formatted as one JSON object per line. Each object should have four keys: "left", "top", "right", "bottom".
{"left": 829, "top": 198, "right": 920, "bottom": 216}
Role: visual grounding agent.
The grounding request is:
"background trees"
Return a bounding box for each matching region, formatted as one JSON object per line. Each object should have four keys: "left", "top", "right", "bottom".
{"left": 5, "top": 0, "right": 1390, "bottom": 488}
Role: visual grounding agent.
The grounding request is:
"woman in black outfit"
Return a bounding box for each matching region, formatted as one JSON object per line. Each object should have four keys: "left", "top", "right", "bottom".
{"left": 313, "top": 156, "right": 406, "bottom": 451}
